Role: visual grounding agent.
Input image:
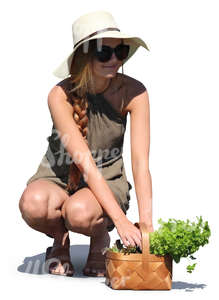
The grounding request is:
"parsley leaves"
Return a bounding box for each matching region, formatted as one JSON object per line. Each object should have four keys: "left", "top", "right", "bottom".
{"left": 104, "top": 216, "right": 211, "bottom": 273}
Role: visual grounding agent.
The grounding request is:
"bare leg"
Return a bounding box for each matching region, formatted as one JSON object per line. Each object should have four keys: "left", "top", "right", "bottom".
{"left": 61, "top": 187, "right": 114, "bottom": 276}
{"left": 20, "top": 180, "right": 113, "bottom": 276}
{"left": 83, "top": 217, "right": 111, "bottom": 276}
{"left": 19, "top": 179, "right": 74, "bottom": 275}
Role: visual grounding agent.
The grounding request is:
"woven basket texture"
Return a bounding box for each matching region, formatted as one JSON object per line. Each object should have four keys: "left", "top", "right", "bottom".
{"left": 105, "top": 222, "right": 173, "bottom": 290}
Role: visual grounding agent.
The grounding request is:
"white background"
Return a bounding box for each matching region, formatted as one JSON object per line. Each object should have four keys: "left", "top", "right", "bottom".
{"left": 1, "top": 0, "right": 218, "bottom": 298}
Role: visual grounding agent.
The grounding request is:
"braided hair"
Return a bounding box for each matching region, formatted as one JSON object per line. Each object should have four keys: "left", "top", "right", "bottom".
{"left": 64, "top": 39, "right": 126, "bottom": 194}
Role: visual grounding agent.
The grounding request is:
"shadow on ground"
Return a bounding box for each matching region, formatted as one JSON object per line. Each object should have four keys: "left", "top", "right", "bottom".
{"left": 17, "top": 245, "right": 207, "bottom": 291}
{"left": 17, "top": 244, "right": 94, "bottom": 278}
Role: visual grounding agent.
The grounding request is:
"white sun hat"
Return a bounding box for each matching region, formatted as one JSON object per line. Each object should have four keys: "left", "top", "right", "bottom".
{"left": 53, "top": 10, "right": 150, "bottom": 78}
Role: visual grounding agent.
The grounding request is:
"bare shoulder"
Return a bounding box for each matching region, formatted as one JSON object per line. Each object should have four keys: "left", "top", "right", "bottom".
{"left": 117, "top": 73, "right": 148, "bottom": 114}
{"left": 48, "top": 78, "right": 74, "bottom": 114}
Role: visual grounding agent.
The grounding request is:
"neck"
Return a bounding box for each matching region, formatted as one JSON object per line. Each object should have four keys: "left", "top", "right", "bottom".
{"left": 93, "top": 75, "right": 112, "bottom": 94}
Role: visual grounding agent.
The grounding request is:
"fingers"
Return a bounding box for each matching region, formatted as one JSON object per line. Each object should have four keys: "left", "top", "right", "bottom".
{"left": 123, "top": 233, "right": 142, "bottom": 249}
{"left": 133, "top": 236, "right": 142, "bottom": 250}
{"left": 130, "top": 228, "right": 142, "bottom": 249}
{"left": 135, "top": 228, "right": 142, "bottom": 241}
{"left": 117, "top": 222, "right": 143, "bottom": 250}
{"left": 123, "top": 237, "right": 135, "bottom": 247}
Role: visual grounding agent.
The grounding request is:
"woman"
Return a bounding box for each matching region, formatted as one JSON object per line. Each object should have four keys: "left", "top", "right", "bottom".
{"left": 19, "top": 11, "right": 154, "bottom": 277}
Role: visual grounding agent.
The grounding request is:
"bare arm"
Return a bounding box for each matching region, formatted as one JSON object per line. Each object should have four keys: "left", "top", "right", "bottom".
{"left": 47, "top": 85, "right": 142, "bottom": 246}
{"left": 126, "top": 87, "right": 154, "bottom": 230}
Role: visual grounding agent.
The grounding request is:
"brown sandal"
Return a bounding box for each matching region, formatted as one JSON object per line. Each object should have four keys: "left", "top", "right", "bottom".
{"left": 45, "top": 246, "right": 75, "bottom": 277}
{"left": 82, "top": 251, "right": 107, "bottom": 277}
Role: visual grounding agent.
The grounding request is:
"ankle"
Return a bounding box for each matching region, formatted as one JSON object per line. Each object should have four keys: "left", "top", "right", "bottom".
{"left": 53, "top": 231, "right": 70, "bottom": 247}
{"left": 90, "top": 217, "right": 109, "bottom": 238}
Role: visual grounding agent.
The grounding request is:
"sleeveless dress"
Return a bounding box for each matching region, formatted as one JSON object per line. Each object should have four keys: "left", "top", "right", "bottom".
{"left": 26, "top": 76, "right": 133, "bottom": 232}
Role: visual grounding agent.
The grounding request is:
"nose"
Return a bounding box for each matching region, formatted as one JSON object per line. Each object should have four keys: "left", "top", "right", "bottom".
{"left": 109, "top": 51, "right": 119, "bottom": 63}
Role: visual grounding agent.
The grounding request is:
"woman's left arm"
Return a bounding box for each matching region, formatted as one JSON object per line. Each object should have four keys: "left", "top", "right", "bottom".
{"left": 126, "top": 87, "right": 154, "bottom": 232}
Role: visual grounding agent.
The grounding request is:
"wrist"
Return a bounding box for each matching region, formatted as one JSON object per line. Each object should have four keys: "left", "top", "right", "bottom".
{"left": 139, "top": 215, "right": 153, "bottom": 225}
{"left": 113, "top": 213, "right": 127, "bottom": 225}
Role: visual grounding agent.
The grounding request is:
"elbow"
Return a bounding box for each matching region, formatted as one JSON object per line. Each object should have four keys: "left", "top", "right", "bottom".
{"left": 132, "top": 160, "right": 150, "bottom": 175}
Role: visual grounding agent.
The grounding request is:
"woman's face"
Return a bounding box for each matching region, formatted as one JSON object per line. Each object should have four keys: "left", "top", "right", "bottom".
{"left": 91, "top": 38, "right": 125, "bottom": 79}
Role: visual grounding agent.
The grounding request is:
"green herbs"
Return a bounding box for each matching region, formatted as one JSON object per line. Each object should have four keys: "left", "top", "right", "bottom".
{"left": 103, "top": 239, "right": 141, "bottom": 254}
{"left": 149, "top": 216, "right": 211, "bottom": 273}
{"left": 103, "top": 216, "right": 211, "bottom": 273}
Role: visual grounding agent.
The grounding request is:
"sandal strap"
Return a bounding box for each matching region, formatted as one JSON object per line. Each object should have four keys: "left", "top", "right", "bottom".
{"left": 45, "top": 247, "right": 72, "bottom": 263}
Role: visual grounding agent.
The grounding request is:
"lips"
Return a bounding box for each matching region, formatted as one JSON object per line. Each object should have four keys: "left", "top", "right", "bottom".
{"left": 103, "top": 65, "right": 117, "bottom": 68}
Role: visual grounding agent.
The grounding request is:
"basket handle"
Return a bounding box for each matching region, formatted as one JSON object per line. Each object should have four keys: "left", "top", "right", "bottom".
{"left": 134, "top": 222, "right": 150, "bottom": 262}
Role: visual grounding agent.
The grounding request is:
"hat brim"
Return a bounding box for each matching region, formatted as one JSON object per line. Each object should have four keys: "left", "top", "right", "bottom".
{"left": 52, "top": 30, "right": 150, "bottom": 78}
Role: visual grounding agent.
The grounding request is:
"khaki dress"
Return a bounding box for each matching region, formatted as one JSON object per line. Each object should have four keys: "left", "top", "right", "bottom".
{"left": 26, "top": 77, "right": 133, "bottom": 233}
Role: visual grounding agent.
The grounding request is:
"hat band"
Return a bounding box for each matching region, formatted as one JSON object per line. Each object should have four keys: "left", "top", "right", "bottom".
{"left": 74, "top": 27, "right": 120, "bottom": 48}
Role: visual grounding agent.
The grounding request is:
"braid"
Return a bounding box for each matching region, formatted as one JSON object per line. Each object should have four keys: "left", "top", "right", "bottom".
{"left": 62, "top": 40, "right": 96, "bottom": 194}
{"left": 62, "top": 38, "right": 127, "bottom": 194}
{"left": 65, "top": 91, "right": 89, "bottom": 194}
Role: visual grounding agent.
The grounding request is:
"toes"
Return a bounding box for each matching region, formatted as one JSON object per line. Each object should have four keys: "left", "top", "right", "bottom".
{"left": 50, "top": 263, "right": 65, "bottom": 275}
{"left": 59, "top": 264, "right": 66, "bottom": 275}
{"left": 49, "top": 262, "right": 73, "bottom": 275}
{"left": 96, "top": 269, "right": 106, "bottom": 276}
{"left": 90, "top": 268, "right": 97, "bottom": 275}
{"left": 83, "top": 266, "right": 106, "bottom": 276}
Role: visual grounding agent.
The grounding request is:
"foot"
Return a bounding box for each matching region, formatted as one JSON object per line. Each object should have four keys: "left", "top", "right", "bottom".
{"left": 82, "top": 229, "right": 111, "bottom": 277}
{"left": 45, "top": 234, "right": 75, "bottom": 276}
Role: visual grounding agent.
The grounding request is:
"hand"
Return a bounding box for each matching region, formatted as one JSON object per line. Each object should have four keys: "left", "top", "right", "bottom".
{"left": 114, "top": 217, "right": 142, "bottom": 250}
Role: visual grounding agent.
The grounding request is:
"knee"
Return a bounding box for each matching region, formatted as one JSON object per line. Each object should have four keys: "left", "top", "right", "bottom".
{"left": 19, "top": 188, "right": 49, "bottom": 221}
{"left": 63, "top": 200, "right": 93, "bottom": 230}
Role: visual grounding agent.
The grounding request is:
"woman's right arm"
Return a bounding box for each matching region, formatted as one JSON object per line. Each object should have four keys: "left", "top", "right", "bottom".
{"left": 47, "top": 85, "right": 142, "bottom": 249}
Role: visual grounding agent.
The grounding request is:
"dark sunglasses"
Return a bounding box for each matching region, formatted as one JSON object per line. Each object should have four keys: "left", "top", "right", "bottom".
{"left": 94, "top": 43, "right": 130, "bottom": 62}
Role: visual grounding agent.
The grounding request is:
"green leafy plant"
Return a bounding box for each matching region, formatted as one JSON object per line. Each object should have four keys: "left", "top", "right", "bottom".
{"left": 103, "top": 216, "right": 211, "bottom": 273}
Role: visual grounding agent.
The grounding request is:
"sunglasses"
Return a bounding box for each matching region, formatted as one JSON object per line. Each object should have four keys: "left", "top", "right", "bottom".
{"left": 94, "top": 43, "right": 130, "bottom": 62}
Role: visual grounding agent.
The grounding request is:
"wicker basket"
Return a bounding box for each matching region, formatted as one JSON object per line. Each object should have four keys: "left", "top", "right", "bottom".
{"left": 105, "top": 222, "right": 173, "bottom": 290}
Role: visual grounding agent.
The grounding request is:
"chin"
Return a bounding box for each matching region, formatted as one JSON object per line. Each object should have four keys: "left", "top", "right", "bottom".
{"left": 103, "top": 69, "right": 118, "bottom": 77}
